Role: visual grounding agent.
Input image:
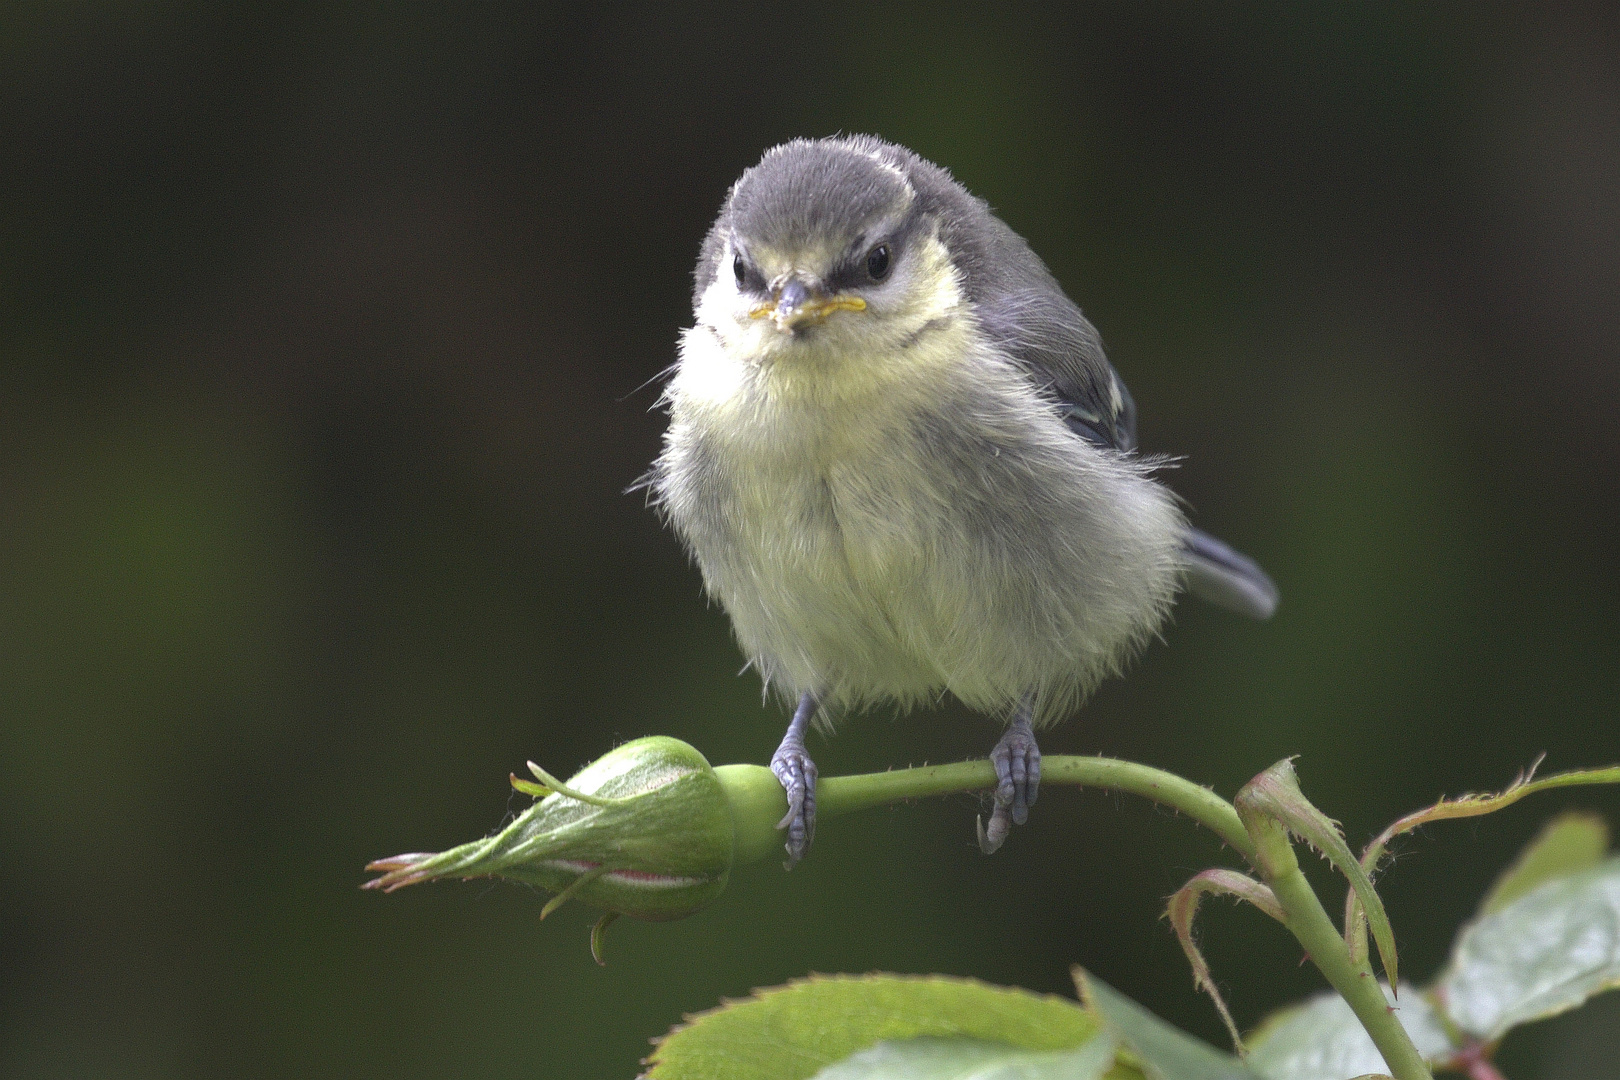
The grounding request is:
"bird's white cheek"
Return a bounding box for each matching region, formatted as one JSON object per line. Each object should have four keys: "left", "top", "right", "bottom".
{"left": 695, "top": 277, "right": 779, "bottom": 355}
{"left": 669, "top": 325, "right": 749, "bottom": 413}
{"left": 883, "top": 234, "right": 963, "bottom": 334}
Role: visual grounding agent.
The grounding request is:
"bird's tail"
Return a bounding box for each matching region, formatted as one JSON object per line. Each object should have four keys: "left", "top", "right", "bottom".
{"left": 1180, "top": 527, "right": 1278, "bottom": 620}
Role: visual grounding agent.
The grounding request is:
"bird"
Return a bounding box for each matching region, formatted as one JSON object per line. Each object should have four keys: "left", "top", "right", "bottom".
{"left": 646, "top": 135, "right": 1276, "bottom": 866}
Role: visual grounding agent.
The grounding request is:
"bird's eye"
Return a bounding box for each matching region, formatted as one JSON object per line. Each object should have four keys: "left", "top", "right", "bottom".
{"left": 866, "top": 243, "right": 892, "bottom": 281}
{"left": 733, "top": 252, "right": 747, "bottom": 286}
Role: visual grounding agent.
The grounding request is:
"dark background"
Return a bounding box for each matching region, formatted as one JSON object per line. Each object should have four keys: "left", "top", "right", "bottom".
{"left": 3, "top": 4, "right": 1618, "bottom": 1078}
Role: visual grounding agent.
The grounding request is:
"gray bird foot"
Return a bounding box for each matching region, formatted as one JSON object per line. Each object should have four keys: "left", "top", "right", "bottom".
{"left": 771, "top": 741, "right": 817, "bottom": 868}
{"left": 978, "top": 712, "right": 1040, "bottom": 855}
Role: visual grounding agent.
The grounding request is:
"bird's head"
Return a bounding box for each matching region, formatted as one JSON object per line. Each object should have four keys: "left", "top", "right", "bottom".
{"left": 694, "top": 137, "right": 967, "bottom": 366}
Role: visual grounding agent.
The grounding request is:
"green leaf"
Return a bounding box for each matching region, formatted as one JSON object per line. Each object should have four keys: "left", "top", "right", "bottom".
{"left": 808, "top": 1033, "right": 1119, "bottom": 1079}
{"left": 1478, "top": 811, "right": 1609, "bottom": 917}
{"left": 1073, "top": 967, "right": 1265, "bottom": 1080}
{"left": 1440, "top": 854, "right": 1620, "bottom": 1040}
{"left": 1246, "top": 984, "right": 1456, "bottom": 1080}
{"left": 645, "top": 974, "right": 1105, "bottom": 1080}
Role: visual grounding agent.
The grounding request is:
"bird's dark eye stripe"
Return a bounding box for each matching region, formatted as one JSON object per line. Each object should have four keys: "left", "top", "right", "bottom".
{"left": 822, "top": 240, "right": 897, "bottom": 293}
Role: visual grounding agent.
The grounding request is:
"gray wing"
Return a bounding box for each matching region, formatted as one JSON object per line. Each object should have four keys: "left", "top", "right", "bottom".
{"left": 976, "top": 287, "right": 1278, "bottom": 620}
{"left": 975, "top": 286, "right": 1138, "bottom": 451}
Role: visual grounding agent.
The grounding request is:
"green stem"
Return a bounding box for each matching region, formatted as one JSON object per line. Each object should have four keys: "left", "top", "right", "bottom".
{"left": 813, "top": 755, "right": 1256, "bottom": 863}
{"left": 781, "top": 754, "right": 1430, "bottom": 1076}
{"left": 1245, "top": 817, "right": 1433, "bottom": 1080}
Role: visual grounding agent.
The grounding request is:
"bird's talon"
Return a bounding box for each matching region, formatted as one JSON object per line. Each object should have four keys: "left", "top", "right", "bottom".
{"left": 979, "top": 805, "right": 1012, "bottom": 854}
{"left": 984, "top": 714, "right": 1040, "bottom": 850}
{"left": 775, "top": 801, "right": 798, "bottom": 832}
{"left": 770, "top": 742, "right": 817, "bottom": 867}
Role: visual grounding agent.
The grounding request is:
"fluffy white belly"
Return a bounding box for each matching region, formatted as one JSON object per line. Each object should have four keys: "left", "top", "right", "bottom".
{"left": 652, "top": 323, "right": 1187, "bottom": 725}
{"left": 714, "top": 417, "right": 951, "bottom": 698}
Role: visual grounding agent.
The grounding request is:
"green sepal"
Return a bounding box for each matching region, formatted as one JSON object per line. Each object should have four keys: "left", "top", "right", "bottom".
{"left": 509, "top": 773, "right": 551, "bottom": 798}
{"left": 366, "top": 736, "right": 733, "bottom": 922}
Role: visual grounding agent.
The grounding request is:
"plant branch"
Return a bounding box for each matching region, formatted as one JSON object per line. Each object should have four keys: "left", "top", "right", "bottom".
{"left": 813, "top": 755, "right": 1256, "bottom": 862}
{"left": 1345, "top": 761, "right": 1620, "bottom": 965}
{"left": 1242, "top": 811, "right": 1434, "bottom": 1080}
{"left": 812, "top": 754, "right": 1431, "bottom": 1076}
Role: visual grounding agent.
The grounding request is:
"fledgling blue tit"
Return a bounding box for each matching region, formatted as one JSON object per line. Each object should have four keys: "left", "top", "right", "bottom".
{"left": 647, "top": 135, "right": 1276, "bottom": 866}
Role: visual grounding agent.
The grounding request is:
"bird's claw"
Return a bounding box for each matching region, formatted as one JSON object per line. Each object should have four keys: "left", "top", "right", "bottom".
{"left": 982, "top": 720, "right": 1040, "bottom": 854}
{"left": 976, "top": 809, "right": 1010, "bottom": 854}
{"left": 771, "top": 742, "right": 817, "bottom": 868}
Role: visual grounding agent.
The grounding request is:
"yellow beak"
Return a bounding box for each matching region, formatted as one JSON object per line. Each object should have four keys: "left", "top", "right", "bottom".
{"left": 750, "top": 286, "right": 867, "bottom": 332}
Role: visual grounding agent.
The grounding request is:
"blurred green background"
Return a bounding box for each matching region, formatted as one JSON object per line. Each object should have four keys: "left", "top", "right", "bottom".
{"left": 2, "top": 3, "right": 1618, "bottom": 1078}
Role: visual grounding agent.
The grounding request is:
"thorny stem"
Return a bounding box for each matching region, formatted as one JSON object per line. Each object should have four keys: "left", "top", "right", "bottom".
{"left": 1344, "top": 761, "right": 1620, "bottom": 966}
{"left": 1242, "top": 814, "right": 1432, "bottom": 1080}
{"left": 813, "top": 755, "right": 1256, "bottom": 863}
{"left": 802, "top": 754, "right": 1432, "bottom": 1079}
